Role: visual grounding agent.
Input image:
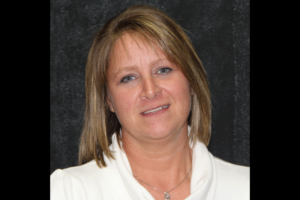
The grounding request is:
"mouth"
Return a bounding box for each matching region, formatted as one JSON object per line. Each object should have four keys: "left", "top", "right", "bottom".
{"left": 142, "top": 105, "right": 170, "bottom": 115}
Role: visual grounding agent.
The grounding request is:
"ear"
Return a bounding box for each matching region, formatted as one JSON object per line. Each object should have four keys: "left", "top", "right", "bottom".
{"left": 106, "top": 96, "right": 115, "bottom": 113}
{"left": 191, "top": 87, "right": 194, "bottom": 96}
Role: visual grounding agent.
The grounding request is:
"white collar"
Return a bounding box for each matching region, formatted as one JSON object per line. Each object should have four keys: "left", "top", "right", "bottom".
{"left": 105, "top": 130, "right": 216, "bottom": 200}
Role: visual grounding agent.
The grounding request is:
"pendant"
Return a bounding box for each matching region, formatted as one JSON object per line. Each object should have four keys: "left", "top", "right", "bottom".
{"left": 164, "top": 192, "right": 170, "bottom": 200}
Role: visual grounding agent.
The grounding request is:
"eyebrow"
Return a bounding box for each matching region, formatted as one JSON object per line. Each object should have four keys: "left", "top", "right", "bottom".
{"left": 113, "top": 59, "right": 169, "bottom": 79}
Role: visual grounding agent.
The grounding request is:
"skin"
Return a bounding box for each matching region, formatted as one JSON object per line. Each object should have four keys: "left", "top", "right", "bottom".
{"left": 106, "top": 33, "right": 193, "bottom": 200}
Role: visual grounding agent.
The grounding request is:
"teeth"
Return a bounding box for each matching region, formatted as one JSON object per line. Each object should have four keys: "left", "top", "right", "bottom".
{"left": 143, "top": 105, "right": 169, "bottom": 114}
{"left": 144, "top": 107, "right": 162, "bottom": 114}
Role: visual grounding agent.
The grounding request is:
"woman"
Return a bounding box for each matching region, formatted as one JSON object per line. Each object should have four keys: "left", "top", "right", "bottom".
{"left": 51, "top": 5, "right": 249, "bottom": 200}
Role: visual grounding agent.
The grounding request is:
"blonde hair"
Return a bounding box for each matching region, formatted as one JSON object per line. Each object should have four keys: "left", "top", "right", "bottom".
{"left": 79, "top": 5, "right": 211, "bottom": 168}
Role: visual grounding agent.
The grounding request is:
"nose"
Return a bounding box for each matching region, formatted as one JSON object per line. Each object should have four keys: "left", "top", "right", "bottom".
{"left": 140, "top": 76, "right": 162, "bottom": 100}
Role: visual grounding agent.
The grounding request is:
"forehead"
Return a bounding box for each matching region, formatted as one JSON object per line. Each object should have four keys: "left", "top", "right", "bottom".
{"left": 109, "top": 33, "right": 167, "bottom": 67}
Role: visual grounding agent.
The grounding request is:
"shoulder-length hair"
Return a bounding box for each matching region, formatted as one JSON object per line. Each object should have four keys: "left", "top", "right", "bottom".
{"left": 79, "top": 5, "right": 211, "bottom": 168}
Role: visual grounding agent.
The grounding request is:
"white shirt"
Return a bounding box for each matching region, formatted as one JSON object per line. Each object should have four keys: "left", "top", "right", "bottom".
{"left": 51, "top": 133, "right": 249, "bottom": 200}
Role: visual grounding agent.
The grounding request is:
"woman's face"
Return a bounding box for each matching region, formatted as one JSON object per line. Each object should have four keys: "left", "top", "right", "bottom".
{"left": 106, "top": 33, "right": 192, "bottom": 141}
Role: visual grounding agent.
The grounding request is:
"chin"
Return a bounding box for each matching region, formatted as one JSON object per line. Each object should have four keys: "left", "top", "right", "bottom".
{"left": 142, "top": 124, "right": 179, "bottom": 140}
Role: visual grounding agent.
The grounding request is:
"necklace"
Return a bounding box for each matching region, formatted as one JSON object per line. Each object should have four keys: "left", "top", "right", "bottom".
{"left": 133, "top": 166, "right": 192, "bottom": 200}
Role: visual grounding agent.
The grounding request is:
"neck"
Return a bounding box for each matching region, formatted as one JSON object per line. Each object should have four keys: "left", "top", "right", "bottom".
{"left": 121, "top": 124, "right": 193, "bottom": 191}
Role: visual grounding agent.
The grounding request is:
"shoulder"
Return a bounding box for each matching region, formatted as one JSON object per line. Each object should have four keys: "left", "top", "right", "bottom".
{"left": 50, "top": 167, "right": 89, "bottom": 200}
{"left": 213, "top": 157, "right": 249, "bottom": 200}
{"left": 214, "top": 157, "right": 249, "bottom": 180}
{"left": 51, "top": 160, "right": 100, "bottom": 184}
{"left": 50, "top": 160, "right": 118, "bottom": 200}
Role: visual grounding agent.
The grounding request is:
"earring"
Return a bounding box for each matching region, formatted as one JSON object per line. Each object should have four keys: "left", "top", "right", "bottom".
{"left": 110, "top": 105, "right": 115, "bottom": 113}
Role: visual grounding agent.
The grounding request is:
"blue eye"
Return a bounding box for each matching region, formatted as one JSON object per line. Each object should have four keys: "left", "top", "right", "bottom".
{"left": 121, "top": 75, "right": 136, "bottom": 83}
{"left": 157, "top": 67, "right": 172, "bottom": 74}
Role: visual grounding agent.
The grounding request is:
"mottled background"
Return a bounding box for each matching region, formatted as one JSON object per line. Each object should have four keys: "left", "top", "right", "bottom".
{"left": 50, "top": 0, "right": 250, "bottom": 175}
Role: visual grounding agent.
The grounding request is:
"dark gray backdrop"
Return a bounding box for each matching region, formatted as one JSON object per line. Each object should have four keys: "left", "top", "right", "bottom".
{"left": 50, "top": 0, "right": 250, "bottom": 175}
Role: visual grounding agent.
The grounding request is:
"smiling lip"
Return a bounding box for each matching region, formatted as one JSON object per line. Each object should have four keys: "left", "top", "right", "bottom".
{"left": 141, "top": 104, "right": 170, "bottom": 115}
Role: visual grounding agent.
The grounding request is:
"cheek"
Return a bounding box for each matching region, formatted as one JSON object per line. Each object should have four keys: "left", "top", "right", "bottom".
{"left": 111, "top": 89, "right": 138, "bottom": 115}
{"left": 168, "top": 78, "right": 192, "bottom": 115}
{"left": 169, "top": 78, "right": 191, "bottom": 101}
{"left": 124, "top": 101, "right": 134, "bottom": 112}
